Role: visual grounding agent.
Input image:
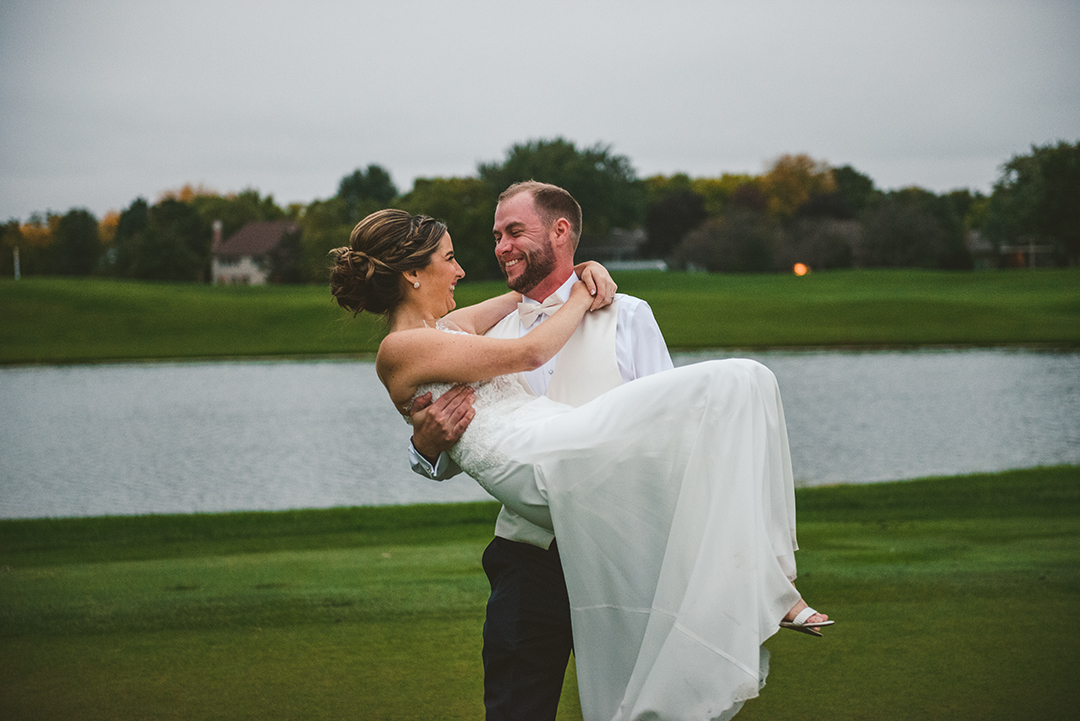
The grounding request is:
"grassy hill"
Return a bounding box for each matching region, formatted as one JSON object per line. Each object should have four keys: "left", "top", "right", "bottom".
{"left": 1, "top": 268, "right": 1078, "bottom": 364}
{"left": 1, "top": 466, "right": 1078, "bottom": 719}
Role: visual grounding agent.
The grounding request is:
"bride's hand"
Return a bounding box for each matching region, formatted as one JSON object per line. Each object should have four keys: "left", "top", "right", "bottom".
{"left": 569, "top": 279, "right": 597, "bottom": 309}
{"left": 575, "top": 261, "right": 618, "bottom": 311}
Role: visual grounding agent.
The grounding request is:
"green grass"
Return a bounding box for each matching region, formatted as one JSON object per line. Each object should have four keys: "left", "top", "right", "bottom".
{"left": 2, "top": 268, "right": 1078, "bottom": 363}
{"left": 0, "top": 278, "right": 387, "bottom": 364}
{"left": 2, "top": 466, "right": 1078, "bottom": 720}
{"left": 615, "top": 267, "right": 1080, "bottom": 349}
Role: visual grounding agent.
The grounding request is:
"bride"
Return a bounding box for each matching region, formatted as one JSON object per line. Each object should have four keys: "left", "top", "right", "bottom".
{"left": 331, "top": 209, "right": 832, "bottom": 721}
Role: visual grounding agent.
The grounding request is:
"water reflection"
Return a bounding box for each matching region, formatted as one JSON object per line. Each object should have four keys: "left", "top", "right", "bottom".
{"left": 1, "top": 349, "right": 1077, "bottom": 519}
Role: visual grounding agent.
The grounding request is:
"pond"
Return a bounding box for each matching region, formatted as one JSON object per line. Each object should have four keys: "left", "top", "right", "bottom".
{"left": 1, "top": 349, "right": 1077, "bottom": 519}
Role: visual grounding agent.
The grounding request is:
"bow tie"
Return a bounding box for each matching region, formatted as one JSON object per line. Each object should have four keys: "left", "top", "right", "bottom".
{"left": 517, "top": 295, "right": 564, "bottom": 325}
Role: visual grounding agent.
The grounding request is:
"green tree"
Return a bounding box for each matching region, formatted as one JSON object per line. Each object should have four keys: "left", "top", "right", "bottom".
{"left": 478, "top": 138, "right": 645, "bottom": 242}
{"left": 110, "top": 198, "right": 150, "bottom": 277}
{"left": 676, "top": 210, "right": 783, "bottom": 273}
{"left": 984, "top": 141, "right": 1080, "bottom": 262}
{"left": 111, "top": 199, "right": 209, "bottom": 280}
{"left": 728, "top": 183, "right": 769, "bottom": 214}
{"left": 779, "top": 218, "right": 857, "bottom": 271}
{"left": 857, "top": 188, "right": 969, "bottom": 269}
{"left": 338, "top": 165, "right": 398, "bottom": 224}
{"left": 963, "top": 192, "right": 990, "bottom": 231}
{"left": 398, "top": 177, "right": 499, "bottom": 280}
{"left": 142, "top": 200, "right": 211, "bottom": 281}
{"left": 189, "top": 189, "right": 286, "bottom": 241}
{"left": 832, "top": 165, "right": 879, "bottom": 216}
{"left": 266, "top": 225, "right": 304, "bottom": 283}
{"left": 52, "top": 208, "right": 101, "bottom": 276}
{"left": 643, "top": 173, "right": 695, "bottom": 207}
{"left": 298, "top": 198, "right": 352, "bottom": 284}
{"left": 641, "top": 188, "right": 708, "bottom": 260}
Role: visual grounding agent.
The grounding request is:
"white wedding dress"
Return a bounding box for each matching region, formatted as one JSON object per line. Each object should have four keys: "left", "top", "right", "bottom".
{"left": 415, "top": 356, "right": 803, "bottom": 721}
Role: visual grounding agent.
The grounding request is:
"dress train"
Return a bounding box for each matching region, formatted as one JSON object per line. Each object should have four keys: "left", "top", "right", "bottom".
{"left": 425, "top": 359, "right": 802, "bottom": 721}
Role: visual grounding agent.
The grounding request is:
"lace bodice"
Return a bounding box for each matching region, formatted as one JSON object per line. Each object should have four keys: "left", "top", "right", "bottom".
{"left": 406, "top": 322, "right": 536, "bottom": 477}
{"left": 410, "top": 374, "right": 535, "bottom": 476}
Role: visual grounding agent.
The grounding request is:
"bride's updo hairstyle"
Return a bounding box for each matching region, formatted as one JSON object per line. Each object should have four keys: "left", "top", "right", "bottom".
{"left": 329, "top": 209, "right": 447, "bottom": 317}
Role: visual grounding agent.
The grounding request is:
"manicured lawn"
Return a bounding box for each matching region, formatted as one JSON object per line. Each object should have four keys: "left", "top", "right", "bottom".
{"left": 2, "top": 270, "right": 1077, "bottom": 717}
{"left": 2, "top": 268, "right": 1078, "bottom": 363}
{"left": 2, "top": 466, "right": 1078, "bottom": 720}
{"left": 618, "top": 267, "right": 1080, "bottom": 349}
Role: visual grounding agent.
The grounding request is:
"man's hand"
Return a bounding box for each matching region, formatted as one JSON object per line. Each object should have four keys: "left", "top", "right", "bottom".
{"left": 409, "top": 384, "right": 476, "bottom": 461}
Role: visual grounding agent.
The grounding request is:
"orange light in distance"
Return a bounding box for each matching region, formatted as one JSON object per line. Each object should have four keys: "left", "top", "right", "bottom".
{"left": 793, "top": 263, "right": 809, "bottom": 276}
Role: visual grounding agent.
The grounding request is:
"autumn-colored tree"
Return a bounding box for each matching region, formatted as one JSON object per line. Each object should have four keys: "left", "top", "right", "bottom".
{"left": 690, "top": 174, "right": 755, "bottom": 217}
{"left": 99, "top": 211, "right": 121, "bottom": 247}
{"left": 644, "top": 174, "right": 695, "bottom": 206}
{"left": 759, "top": 154, "right": 836, "bottom": 218}
{"left": 0, "top": 220, "right": 24, "bottom": 277}
{"left": 640, "top": 173, "right": 760, "bottom": 261}
{"left": 20, "top": 214, "right": 57, "bottom": 248}
{"left": 1, "top": 213, "right": 60, "bottom": 276}
{"left": 156, "top": 183, "right": 218, "bottom": 204}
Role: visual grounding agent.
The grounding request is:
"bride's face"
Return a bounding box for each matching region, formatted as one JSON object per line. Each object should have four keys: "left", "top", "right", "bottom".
{"left": 414, "top": 232, "right": 465, "bottom": 316}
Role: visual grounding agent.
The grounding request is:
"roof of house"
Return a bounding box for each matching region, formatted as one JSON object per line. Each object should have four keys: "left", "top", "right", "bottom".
{"left": 214, "top": 220, "right": 299, "bottom": 256}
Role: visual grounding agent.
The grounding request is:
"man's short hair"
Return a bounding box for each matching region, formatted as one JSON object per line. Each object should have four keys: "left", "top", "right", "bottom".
{"left": 499, "top": 180, "right": 582, "bottom": 250}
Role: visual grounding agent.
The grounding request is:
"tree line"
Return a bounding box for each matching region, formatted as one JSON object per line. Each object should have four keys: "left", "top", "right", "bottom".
{"left": 2, "top": 138, "right": 1077, "bottom": 283}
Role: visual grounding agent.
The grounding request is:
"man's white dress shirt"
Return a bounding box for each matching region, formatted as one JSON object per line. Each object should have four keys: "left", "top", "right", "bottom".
{"left": 410, "top": 274, "right": 671, "bottom": 475}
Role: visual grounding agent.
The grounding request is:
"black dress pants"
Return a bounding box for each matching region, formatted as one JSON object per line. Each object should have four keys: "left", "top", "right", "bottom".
{"left": 482, "top": 536, "right": 574, "bottom": 721}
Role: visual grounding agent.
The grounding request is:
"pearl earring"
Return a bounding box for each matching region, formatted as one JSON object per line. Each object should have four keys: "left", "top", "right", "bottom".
{"left": 413, "top": 281, "right": 420, "bottom": 289}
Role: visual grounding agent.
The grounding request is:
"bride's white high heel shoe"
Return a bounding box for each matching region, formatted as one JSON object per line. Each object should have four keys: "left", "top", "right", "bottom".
{"left": 780, "top": 606, "right": 834, "bottom": 637}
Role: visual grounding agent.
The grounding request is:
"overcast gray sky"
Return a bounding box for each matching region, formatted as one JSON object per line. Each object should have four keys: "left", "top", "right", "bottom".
{"left": 2, "top": 0, "right": 1078, "bottom": 221}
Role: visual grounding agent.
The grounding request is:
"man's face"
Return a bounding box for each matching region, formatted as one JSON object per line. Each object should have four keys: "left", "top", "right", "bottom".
{"left": 492, "top": 192, "right": 557, "bottom": 295}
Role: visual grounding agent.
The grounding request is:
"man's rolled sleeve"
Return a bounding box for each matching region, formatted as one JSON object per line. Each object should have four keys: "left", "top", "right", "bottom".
{"left": 408, "top": 441, "right": 462, "bottom": 480}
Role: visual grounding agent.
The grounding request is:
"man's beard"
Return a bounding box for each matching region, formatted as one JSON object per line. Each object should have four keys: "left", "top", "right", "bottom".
{"left": 503, "top": 242, "right": 557, "bottom": 295}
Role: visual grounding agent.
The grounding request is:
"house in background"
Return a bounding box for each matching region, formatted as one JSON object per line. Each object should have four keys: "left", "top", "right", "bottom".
{"left": 211, "top": 219, "right": 300, "bottom": 285}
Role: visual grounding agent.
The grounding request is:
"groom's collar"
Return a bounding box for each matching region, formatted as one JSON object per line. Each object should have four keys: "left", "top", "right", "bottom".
{"left": 521, "top": 273, "right": 578, "bottom": 306}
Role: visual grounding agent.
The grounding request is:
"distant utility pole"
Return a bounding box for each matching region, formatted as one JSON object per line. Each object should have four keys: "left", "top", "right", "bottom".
{"left": 13, "top": 246, "right": 19, "bottom": 280}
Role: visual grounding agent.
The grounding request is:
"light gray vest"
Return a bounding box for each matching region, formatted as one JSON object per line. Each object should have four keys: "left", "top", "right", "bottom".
{"left": 484, "top": 300, "right": 623, "bottom": 548}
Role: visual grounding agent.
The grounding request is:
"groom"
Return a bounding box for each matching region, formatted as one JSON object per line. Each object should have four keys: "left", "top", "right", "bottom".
{"left": 408, "top": 180, "right": 672, "bottom": 721}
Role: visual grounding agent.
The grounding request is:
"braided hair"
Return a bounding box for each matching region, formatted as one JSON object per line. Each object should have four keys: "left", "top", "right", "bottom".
{"left": 329, "top": 209, "right": 448, "bottom": 317}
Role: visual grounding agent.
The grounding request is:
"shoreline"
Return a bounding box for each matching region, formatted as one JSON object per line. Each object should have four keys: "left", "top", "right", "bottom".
{"left": 2, "top": 464, "right": 1076, "bottom": 525}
